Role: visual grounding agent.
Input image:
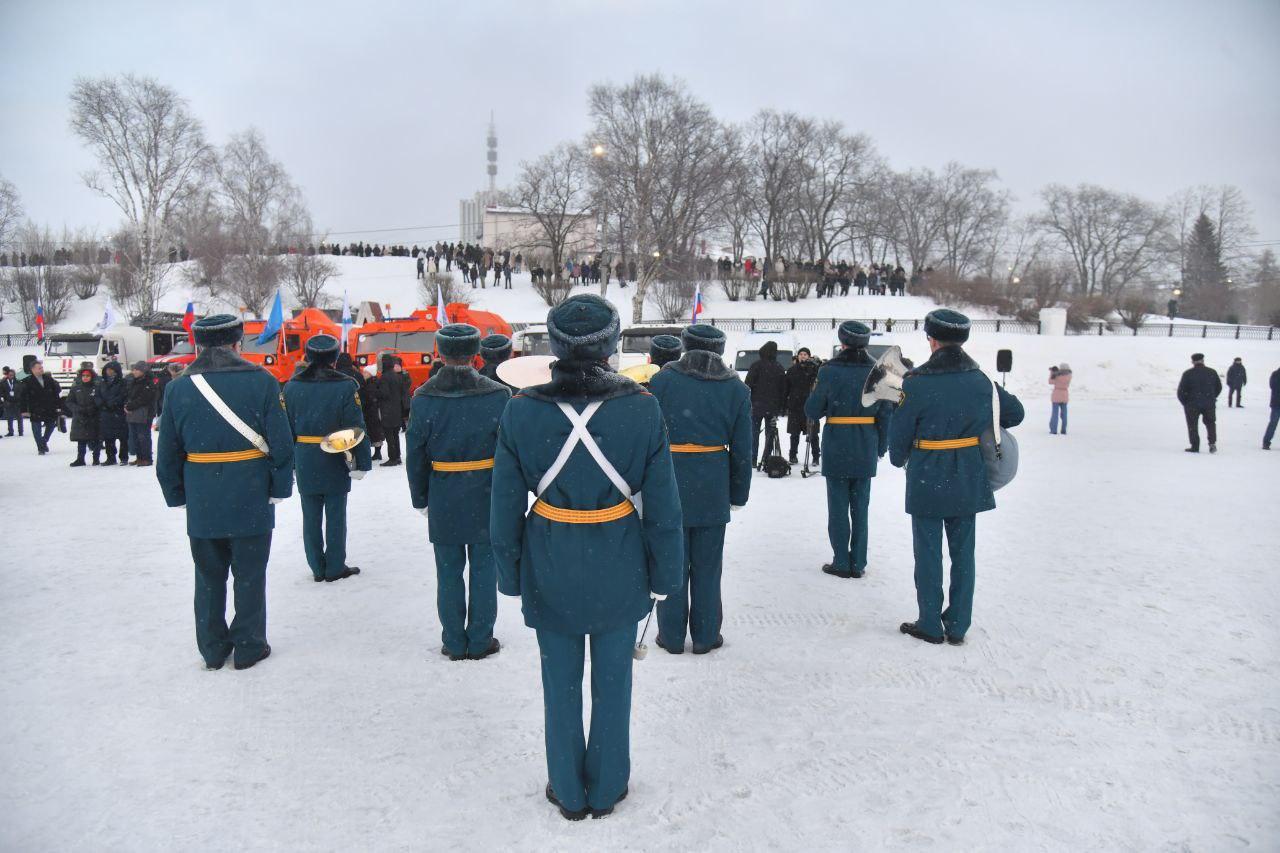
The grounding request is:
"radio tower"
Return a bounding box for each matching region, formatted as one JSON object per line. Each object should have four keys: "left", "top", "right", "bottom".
{"left": 486, "top": 112, "right": 498, "bottom": 201}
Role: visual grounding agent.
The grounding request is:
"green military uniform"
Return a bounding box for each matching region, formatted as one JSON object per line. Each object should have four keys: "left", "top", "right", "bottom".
{"left": 888, "top": 309, "right": 1024, "bottom": 645}
{"left": 282, "top": 334, "right": 372, "bottom": 583}
{"left": 156, "top": 315, "right": 294, "bottom": 670}
{"left": 405, "top": 324, "right": 511, "bottom": 660}
{"left": 491, "top": 295, "right": 684, "bottom": 819}
{"left": 804, "top": 321, "right": 893, "bottom": 578}
{"left": 647, "top": 324, "right": 752, "bottom": 653}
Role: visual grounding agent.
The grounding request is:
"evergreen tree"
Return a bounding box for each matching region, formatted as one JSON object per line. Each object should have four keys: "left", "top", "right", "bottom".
{"left": 1183, "top": 213, "right": 1232, "bottom": 321}
{"left": 1251, "top": 249, "right": 1280, "bottom": 326}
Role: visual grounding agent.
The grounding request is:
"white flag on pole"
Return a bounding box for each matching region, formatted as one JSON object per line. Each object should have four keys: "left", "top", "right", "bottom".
{"left": 94, "top": 295, "right": 118, "bottom": 334}
{"left": 437, "top": 283, "right": 449, "bottom": 325}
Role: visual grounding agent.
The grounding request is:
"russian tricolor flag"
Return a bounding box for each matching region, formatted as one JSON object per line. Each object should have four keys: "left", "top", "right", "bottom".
{"left": 183, "top": 300, "right": 196, "bottom": 345}
{"left": 691, "top": 284, "right": 704, "bottom": 324}
{"left": 35, "top": 302, "right": 45, "bottom": 343}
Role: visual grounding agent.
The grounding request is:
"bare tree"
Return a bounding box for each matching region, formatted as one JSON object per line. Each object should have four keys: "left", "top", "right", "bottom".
{"left": 794, "top": 121, "right": 876, "bottom": 262}
{"left": 419, "top": 270, "right": 466, "bottom": 309}
{"left": 648, "top": 260, "right": 699, "bottom": 322}
{"left": 744, "top": 110, "right": 808, "bottom": 269}
{"left": 1114, "top": 291, "right": 1156, "bottom": 330}
{"left": 880, "top": 168, "right": 945, "bottom": 273}
{"left": 1037, "top": 184, "right": 1167, "bottom": 297}
{"left": 935, "top": 163, "right": 1010, "bottom": 278}
{"left": 589, "top": 75, "right": 740, "bottom": 322}
{"left": 12, "top": 224, "right": 74, "bottom": 326}
{"left": 223, "top": 253, "right": 284, "bottom": 317}
{"left": 284, "top": 250, "right": 339, "bottom": 308}
{"left": 507, "top": 142, "right": 595, "bottom": 292}
{"left": 69, "top": 74, "right": 210, "bottom": 316}
{"left": 0, "top": 174, "right": 22, "bottom": 252}
{"left": 216, "top": 128, "right": 301, "bottom": 255}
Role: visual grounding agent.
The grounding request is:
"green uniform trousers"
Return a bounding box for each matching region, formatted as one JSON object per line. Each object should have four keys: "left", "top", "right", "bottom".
{"left": 432, "top": 543, "right": 497, "bottom": 656}
{"left": 911, "top": 514, "right": 976, "bottom": 640}
{"left": 300, "top": 492, "right": 348, "bottom": 581}
{"left": 190, "top": 532, "right": 271, "bottom": 668}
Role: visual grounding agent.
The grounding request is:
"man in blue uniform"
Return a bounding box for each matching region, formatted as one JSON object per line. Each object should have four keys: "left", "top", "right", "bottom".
{"left": 888, "top": 309, "right": 1024, "bottom": 646}
{"left": 648, "top": 334, "right": 682, "bottom": 369}
{"left": 478, "top": 333, "right": 514, "bottom": 388}
{"left": 491, "top": 294, "right": 684, "bottom": 820}
{"left": 282, "top": 334, "right": 372, "bottom": 583}
{"left": 406, "top": 323, "right": 510, "bottom": 661}
{"left": 805, "top": 321, "right": 893, "bottom": 579}
{"left": 648, "top": 324, "right": 752, "bottom": 654}
{"left": 156, "top": 315, "right": 294, "bottom": 670}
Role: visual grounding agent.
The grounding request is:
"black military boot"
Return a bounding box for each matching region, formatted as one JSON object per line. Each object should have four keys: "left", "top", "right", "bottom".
{"left": 235, "top": 644, "right": 272, "bottom": 670}
{"left": 467, "top": 638, "right": 501, "bottom": 660}
{"left": 945, "top": 634, "right": 965, "bottom": 647}
{"left": 655, "top": 636, "right": 683, "bottom": 655}
{"left": 822, "top": 563, "right": 853, "bottom": 579}
{"left": 692, "top": 635, "right": 724, "bottom": 655}
{"left": 590, "top": 786, "right": 629, "bottom": 819}
{"left": 900, "top": 622, "right": 944, "bottom": 644}
{"left": 325, "top": 566, "right": 361, "bottom": 582}
{"left": 545, "top": 783, "right": 589, "bottom": 821}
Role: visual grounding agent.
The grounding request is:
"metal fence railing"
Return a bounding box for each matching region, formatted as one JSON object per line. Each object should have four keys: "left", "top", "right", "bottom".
{"left": 1067, "top": 322, "right": 1279, "bottom": 340}
{"left": 1, "top": 333, "right": 39, "bottom": 347}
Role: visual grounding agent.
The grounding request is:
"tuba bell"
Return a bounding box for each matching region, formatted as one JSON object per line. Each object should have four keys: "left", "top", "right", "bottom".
{"left": 860, "top": 345, "right": 911, "bottom": 407}
{"left": 321, "top": 427, "right": 367, "bottom": 468}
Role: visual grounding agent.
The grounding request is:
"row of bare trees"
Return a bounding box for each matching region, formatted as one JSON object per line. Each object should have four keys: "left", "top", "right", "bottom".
{"left": 0, "top": 74, "right": 338, "bottom": 334}
{"left": 502, "top": 73, "right": 1269, "bottom": 323}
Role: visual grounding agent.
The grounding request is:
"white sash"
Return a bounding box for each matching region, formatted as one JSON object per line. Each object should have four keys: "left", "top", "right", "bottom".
{"left": 190, "top": 374, "right": 271, "bottom": 455}
{"left": 536, "top": 401, "right": 641, "bottom": 515}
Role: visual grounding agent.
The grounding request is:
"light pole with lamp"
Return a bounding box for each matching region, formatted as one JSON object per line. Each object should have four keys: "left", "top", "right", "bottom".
{"left": 592, "top": 143, "right": 608, "bottom": 296}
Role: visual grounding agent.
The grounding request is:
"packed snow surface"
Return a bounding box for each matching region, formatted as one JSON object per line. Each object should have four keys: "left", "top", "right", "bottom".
{"left": 1, "top": 349, "right": 1277, "bottom": 849}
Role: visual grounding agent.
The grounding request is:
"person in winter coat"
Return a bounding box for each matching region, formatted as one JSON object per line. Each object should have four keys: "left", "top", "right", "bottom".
{"left": 1177, "top": 353, "right": 1222, "bottom": 453}
{"left": 283, "top": 335, "right": 372, "bottom": 582}
{"left": 19, "top": 361, "right": 62, "bottom": 455}
{"left": 1264, "top": 366, "right": 1280, "bottom": 450}
{"left": 648, "top": 324, "right": 753, "bottom": 655}
{"left": 376, "top": 354, "right": 411, "bottom": 466}
{"left": 805, "top": 322, "right": 894, "bottom": 579}
{"left": 66, "top": 366, "right": 102, "bottom": 466}
{"left": 1226, "top": 357, "right": 1247, "bottom": 407}
{"left": 744, "top": 340, "right": 787, "bottom": 465}
{"left": 1, "top": 366, "right": 22, "bottom": 436}
{"left": 155, "top": 314, "right": 294, "bottom": 671}
{"left": 490, "top": 294, "right": 683, "bottom": 820}
{"left": 124, "top": 361, "right": 157, "bottom": 466}
{"left": 405, "top": 324, "right": 511, "bottom": 660}
{"left": 360, "top": 365, "right": 386, "bottom": 460}
{"left": 888, "top": 309, "right": 1025, "bottom": 645}
{"left": 156, "top": 363, "right": 184, "bottom": 416}
{"left": 95, "top": 361, "right": 129, "bottom": 464}
{"left": 1049, "top": 363, "right": 1072, "bottom": 435}
{"left": 784, "top": 348, "right": 820, "bottom": 463}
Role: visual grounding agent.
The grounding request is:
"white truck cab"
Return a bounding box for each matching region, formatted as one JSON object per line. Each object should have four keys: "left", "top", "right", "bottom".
{"left": 44, "top": 315, "right": 189, "bottom": 389}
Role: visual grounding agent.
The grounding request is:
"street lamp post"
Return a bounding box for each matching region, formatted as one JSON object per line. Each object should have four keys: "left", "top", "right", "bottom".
{"left": 592, "top": 143, "right": 608, "bottom": 296}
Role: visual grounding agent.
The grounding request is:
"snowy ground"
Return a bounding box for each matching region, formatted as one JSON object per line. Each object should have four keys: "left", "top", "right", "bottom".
{"left": 1, "top": 369, "right": 1277, "bottom": 849}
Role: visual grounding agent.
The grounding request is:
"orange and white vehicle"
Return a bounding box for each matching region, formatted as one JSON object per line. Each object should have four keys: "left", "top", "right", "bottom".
{"left": 241, "top": 307, "right": 342, "bottom": 384}
{"left": 348, "top": 303, "right": 512, "bottom": 392}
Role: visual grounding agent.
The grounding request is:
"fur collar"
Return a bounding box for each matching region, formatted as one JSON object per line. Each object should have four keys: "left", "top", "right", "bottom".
{"left": 185, "top": 346, "right": 264, "bottom": 376}
{"left": 416, "top": 364, "right": 510, "bottom": 399}
{"left": 291, "top": 363, "right": 356, "bottom": 384}
{"left": 669, "top": 349, "right": 738, "bottom": 381}
{"left": 827, "top": 348, "right": 873, "bottom": 367}
{"left": 909, "top": 345, "right": 980, "bottom": 376}
{"left": 521, "top": 359, "right": 642, "bottom": 403}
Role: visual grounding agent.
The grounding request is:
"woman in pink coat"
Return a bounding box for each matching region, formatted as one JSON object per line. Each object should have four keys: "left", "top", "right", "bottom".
{"left": 1049, "top": 363, "right": 1072, "bottom": 434}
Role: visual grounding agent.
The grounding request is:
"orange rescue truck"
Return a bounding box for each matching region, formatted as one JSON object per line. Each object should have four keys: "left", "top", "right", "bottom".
{"left": 242, "top": 307, "right": 342, "bottom": 383}
{"left": 348, "top": 303, "right": 512, "bottom": 392}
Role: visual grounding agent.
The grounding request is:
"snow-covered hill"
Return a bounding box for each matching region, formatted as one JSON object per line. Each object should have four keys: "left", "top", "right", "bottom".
{"left": 2, "top": 256, "right": 1277, "bottom": 400}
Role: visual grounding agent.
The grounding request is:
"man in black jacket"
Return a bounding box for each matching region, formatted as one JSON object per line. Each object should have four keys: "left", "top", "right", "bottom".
{"left": 125, "top": 361, "right": 157, "bottom": 466}
{"left": 784, "top": 348, "right": 820, "bottom": 463}
{"left": 1177, "top": 353, "right": 1222, "bottom": 453}
{"left": 1, "top": 366, "right": 22, "bottom": 436}
{"left": 744, "top": 340, "right": 788, "bottom": 466}
{"left": 19, "top": 361, "right": 62, "bottom": 454}
{"left": 1226, "top": 357, "right": 1246, "bottom": 408}
{"left": 376, "top": 354, "right": 411, "bottom": 466}
{"left": 1263, "top": 366, "right": 1279, "bottom": 450}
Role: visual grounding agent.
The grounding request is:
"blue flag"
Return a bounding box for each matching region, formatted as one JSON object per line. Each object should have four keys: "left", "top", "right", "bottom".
{"left": 257, "top": 290, "right": 284, "bottom": 345}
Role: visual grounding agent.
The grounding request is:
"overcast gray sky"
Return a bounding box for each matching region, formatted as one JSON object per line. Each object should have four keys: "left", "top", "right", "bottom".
{"left": 2, "top": 0, "right": 1278, "bottom": 252}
